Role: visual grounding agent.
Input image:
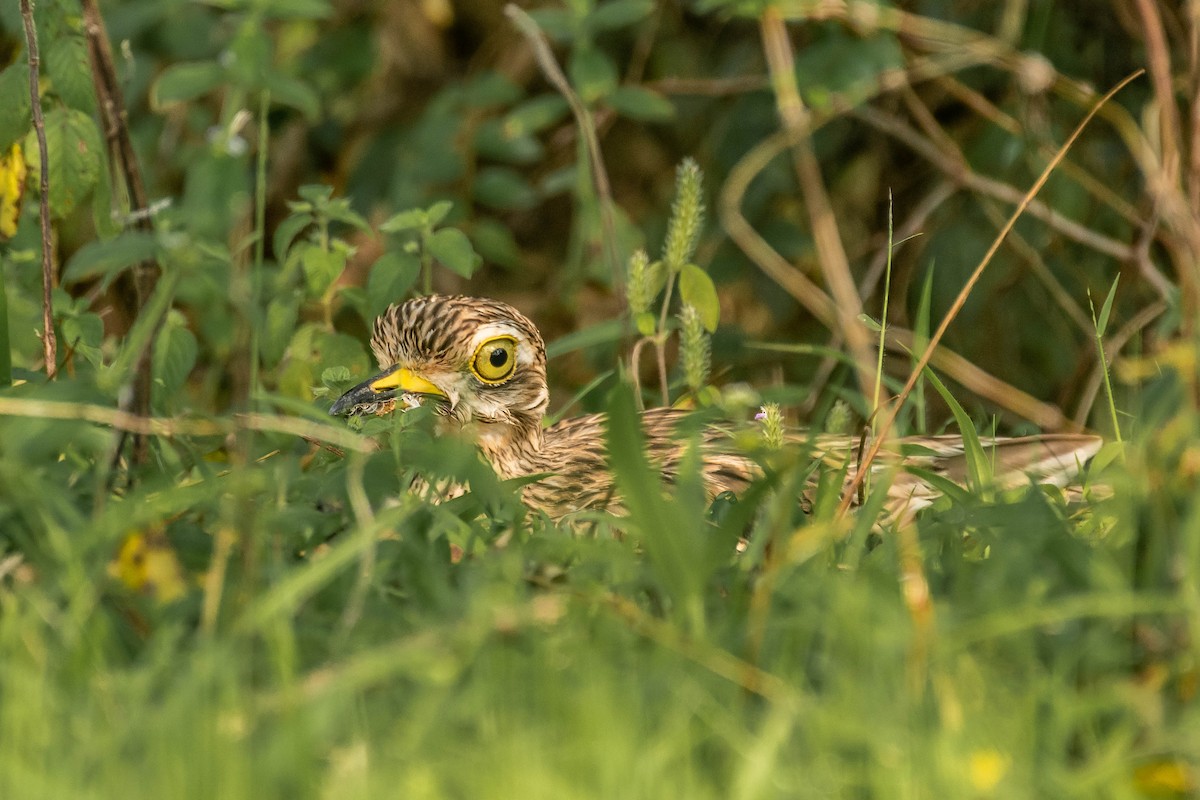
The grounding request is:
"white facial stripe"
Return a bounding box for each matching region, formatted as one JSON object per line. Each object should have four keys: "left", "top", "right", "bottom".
{"left": 468, "top": 323, "right": 534, "bottom": 367}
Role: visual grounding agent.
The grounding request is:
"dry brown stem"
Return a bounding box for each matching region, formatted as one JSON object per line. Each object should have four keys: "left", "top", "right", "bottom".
{"left": 837, "top": 71, "right": 1144, "bottom": 515}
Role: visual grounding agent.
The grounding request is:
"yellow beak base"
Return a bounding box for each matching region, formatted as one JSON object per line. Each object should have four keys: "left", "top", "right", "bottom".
{"left": 368, "top": 367, "right": 444, "bottom": 397}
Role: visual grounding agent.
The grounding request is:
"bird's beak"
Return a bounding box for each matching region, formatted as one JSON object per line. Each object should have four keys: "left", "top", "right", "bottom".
{"left": 329, "top": 366, "right": 445, "bottom": 416}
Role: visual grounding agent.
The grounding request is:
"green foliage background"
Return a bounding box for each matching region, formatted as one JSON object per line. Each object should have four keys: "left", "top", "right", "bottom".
{"left": 0, "top": 1, "right": 1198, "bottom": 798}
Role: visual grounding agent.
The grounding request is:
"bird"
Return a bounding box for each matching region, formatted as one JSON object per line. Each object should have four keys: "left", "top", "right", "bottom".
{"left": 329, "top": 294, "right": 1103, "bottom": 521}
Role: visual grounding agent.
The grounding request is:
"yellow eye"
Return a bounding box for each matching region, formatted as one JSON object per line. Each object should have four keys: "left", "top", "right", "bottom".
{"left": 471, "top": 337, "right": 518, "bottom": 383}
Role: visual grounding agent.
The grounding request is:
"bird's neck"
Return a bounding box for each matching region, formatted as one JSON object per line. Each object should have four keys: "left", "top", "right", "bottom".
{"left": 471, "top": 414, "right": 545, "bottom": 480}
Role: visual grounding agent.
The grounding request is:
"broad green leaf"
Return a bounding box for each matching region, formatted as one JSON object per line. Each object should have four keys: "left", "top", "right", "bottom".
{"left": 260, "top": 291, "right": 300, "bottom": 369}
{"left": 568, "top": 47, "right": 618, "bottom": 104}
{"left": 367, "top": 251, "right": 421, "bottom": 317}
{"left": 256, "top": 0, "right": 331, "bottom": 20}
{"left": 0, "top": 64, "right": 31, "bottom": 151}
{"left": 45, "top": 35, "right": 94, "bottom": 113}
{"left": 380, "top": 208, "right": 426, "bottom": 233}
{"left": 299, "top": 242, "right": 347, "bottom": 297}
{"left": 22, "top": 107, "right": 102, "bottom": 219}
{"left": 678, "top": 263, "right": 719, "bottom": 332}
{"left": 473, "top": 167, "right": 538, "bottom": 211}
{"left": 502, "top": 95, "right": 570, "bottom": 138}
{"left": 586, "top": 0, "right": 653, "bottom": 31}
{"left": 425, "top": 200, "right": 453, "bottom": 228}
{"left": 272, "top": 211, "right": 312, "bottom": 262}
{"left": 461, "top": 72, "right": 522, "bottom": 109}
{"left": 606, "top": 85, "right": 674, "bottom": 121}
{"left": 152, "top": 310, "right": 199, "bottom": 407}
{"left": 151, "top": 61, "right": 225, "bottom": 107}
{"left": 63, "top": 231, "right": 159, "bottom": 285}
{"left": 298, "top": 184, "right": 333, "bottom": 204}
{"left": 320, "top": 199, "right": 370, "bottom": 232}
{"left": 61, "top": 312, "right": 105, "bottom": 368}
{"left": 426, "top": 228, "right": 481, "bottom": 278}
{"left": 262, "top": 70, "right": 321, "bottom": 121}
{"left": 469, "top": 218, "right": 521, "bottom": 270}
{"left": 474, "top": 119, "right": 544, "bottom": 164}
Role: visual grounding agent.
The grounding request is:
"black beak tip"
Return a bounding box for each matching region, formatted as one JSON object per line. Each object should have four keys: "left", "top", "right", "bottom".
{"left": 329, "top": 386, "right": 368, "bottom": 417}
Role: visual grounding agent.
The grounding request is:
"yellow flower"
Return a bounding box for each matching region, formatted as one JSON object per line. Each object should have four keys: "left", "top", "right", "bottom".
{"left": 108, "top": 530, "right": 187, "bottom": 604}
{"left": 968, "top": 749, "right": 1009, "bottom": 793}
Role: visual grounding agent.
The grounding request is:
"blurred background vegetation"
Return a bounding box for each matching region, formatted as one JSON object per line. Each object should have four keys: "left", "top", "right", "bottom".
{"left": 1, "top": 0, "right": 1199, "bottom": 797}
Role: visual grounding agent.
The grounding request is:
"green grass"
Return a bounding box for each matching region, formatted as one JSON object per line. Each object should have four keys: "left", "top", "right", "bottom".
{"left": 0, "top": 371, "right": 1196, "bottom": 800}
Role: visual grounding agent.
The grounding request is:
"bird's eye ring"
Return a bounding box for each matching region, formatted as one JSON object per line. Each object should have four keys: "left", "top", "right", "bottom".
{"left": 471, "top": 337, "right": 518, "bottom": 384}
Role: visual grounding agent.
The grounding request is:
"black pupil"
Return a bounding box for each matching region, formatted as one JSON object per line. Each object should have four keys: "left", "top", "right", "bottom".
{"left": 489, "top": 347, "right": 508, "bottom": 368}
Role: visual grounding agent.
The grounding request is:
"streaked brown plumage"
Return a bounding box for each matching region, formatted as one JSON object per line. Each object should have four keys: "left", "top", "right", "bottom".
{"left": 331, "top": 295, "right": 1102, "bottom": 520}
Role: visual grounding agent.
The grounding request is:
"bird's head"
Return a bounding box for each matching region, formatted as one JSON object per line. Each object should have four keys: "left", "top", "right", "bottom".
{"left": 329, "top": 295, "right": 549, "bottom": 431}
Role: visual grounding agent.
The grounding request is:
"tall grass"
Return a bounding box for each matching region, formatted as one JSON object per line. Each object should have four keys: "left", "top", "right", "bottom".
{"left": 0, "top": 360, "right": 1195, "bottom": 799}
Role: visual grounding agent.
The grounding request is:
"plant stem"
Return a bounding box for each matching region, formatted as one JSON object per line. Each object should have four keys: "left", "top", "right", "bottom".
{"left": 20, "top": 0, "right": 57, "bottom": 379}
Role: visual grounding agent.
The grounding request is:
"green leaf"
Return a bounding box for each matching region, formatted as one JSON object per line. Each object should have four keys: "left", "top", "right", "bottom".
{"left": 256, "top": 0, "right": 332, "bottom": 20}
{"left": 426, "top": 228, "right": 481, "bottom": 278}
{"left": 367, "top": 251, "right": 421, "bottom": 317}
{"left": 678, "top": 264, "right": 719, "bottom": 332}
{"left": 151, "top": 61, "right": 225, "bottom": 108}
{"left": 586, "top": 0, "right": 654, "bottom": 31}
{"left": 380, "top": 208, "right": 427, "bottom": 234}
{"left": 922, "top": 367, "right": 990, "bottom": 493}
{"left": 635, "top": 311, "right": 656, "bottom": 336}
{"left": 320, "top": 199, "right": 370, "bottom": 232}
{"left": 568, "top": 47, "right": 618, "bottom": 104}
{"left": 473, "top": 167, "right": 538, "bottom": 211}
{"left": 469, "top": 218, "right": 521, "bottom": 270}
{"left": 0, "top": 64, "right": 31, "bottom": 151}
{"left": 152, "top": 310, "right": 199, "bottom": 407}
{"left": 63, "top": 231, "right": 159, "bottom": 286}
{"left": 524, "top": 8, "right": 574, "bottom": 41}
{"left": 605, "top": 386, "right": 708, "bottom": 632}
{"left": 272, "top": 212, "right": 312, "bottom": 262}
{"left": 61, "top": 312, "right": 105, "bottom": 367}
{"left": 261, "top": 292, "right": 300, "bottom": 369}
{"left": 299, "top": 243, "right": 347, "bottom": 297}
{"left": 425, "top": 200, "right": 453, "bottom": 228}
{"left": 856, "top": 312, "right": 883, "bottom": 333}
{"left": 45, "top": 35, "right": 94, "bottom": 113}
{"left": 1094, "top": 275, "right": 1120, "bottom": 337}
{"left": 461, "top": 72, "right": 522, "bottom": 109}
{"left": 262, "top": 70, "right": 321, "bottom": 121}
{"left": 502, "top": 95, "right": 570, "bottom": 138}
{"left": 605, "top": 85, "right": 674, "bottom": 121}
{"left": 473, "top": 120, "right": 544, "bottom": 165}
{"left": 22, "top": 108, "right": 102, "bottom": 219}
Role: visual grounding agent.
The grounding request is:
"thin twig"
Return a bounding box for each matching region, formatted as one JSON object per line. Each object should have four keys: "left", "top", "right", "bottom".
{"left": 760, "top": 7, "right": 876, "bottom": 396}
{"left": 851, "top": 105, "right": 1139, "bottom": 263}
{"left": 20, "top": 0, "right": 57, "bottom": 379}
{"left": 837, "top": 70, "right": 1144, "bottom": 515}
{"left": 80, "top": 0, "right": 161, "bottom": 466}
{"left": 504, "top": 4, "right": 623, "bottom": 294}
